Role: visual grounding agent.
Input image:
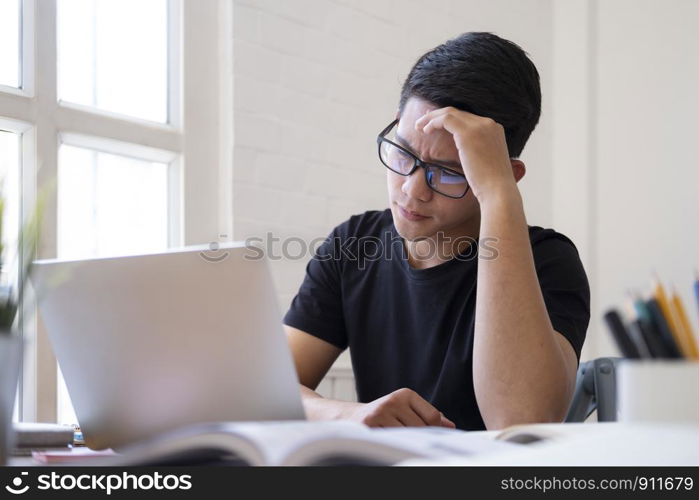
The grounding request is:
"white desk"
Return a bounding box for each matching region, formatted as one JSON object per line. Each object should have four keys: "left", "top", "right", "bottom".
{"left": 8, "top": 423, "right": 699, "bottom": 467}
{"left": 402, "top": 422, "right": 699, "bottom": 466}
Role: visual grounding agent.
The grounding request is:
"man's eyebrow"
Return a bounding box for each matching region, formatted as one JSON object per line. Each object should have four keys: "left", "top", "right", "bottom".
{"left": 394, "top": 133, "right": 463, "bottom": 169}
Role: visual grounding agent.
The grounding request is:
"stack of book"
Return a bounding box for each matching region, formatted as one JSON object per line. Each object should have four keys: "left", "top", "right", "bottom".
{"left": 12, "top": 422, "right": 75, "bottom": 456}
{"left": 604, "top": 274, "right": 699, "bottom": 359}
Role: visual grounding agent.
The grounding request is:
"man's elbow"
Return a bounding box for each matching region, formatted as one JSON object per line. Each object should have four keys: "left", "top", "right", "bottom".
{"left": 482, "top": 403, "right": 570, "bottom": 431}
{"left": 477, "top": 368, "right": 576, "bottom": 430}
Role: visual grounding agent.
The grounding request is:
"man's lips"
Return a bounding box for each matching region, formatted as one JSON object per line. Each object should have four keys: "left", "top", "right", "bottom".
{"left": 398, "top": 205, "right": 430, "bottom": 221}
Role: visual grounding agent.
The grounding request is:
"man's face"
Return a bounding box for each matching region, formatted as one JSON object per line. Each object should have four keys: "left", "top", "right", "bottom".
{"left": 387, "top": 97, "right": 481, "bottom": 242}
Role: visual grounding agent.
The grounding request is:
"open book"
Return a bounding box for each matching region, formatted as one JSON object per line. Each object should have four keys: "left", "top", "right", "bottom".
{"left": 400, "top": 422, "right": 699, "bottom": 466}
{"left": 34, "top": 421, "right": 522, "bottom": 466}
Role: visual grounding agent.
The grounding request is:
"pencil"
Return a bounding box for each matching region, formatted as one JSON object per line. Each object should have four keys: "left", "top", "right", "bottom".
{"left": 671, "top": 287, "right": 699, "bottom": 360}
{"left": 653, "top": 277, "right": 691, "bottom": 358}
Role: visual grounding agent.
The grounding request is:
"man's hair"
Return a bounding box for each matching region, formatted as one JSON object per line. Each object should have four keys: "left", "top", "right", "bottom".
{"left": 399, "top": 32, "right": 541, "bottom": 158}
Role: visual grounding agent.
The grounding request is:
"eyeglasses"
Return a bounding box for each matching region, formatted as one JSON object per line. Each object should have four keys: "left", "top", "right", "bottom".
{"left": 376, "top": 119, "right": 470, "bottom": 199}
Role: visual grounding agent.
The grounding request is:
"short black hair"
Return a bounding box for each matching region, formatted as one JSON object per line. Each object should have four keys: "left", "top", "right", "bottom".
{"left": 399, "top": 32, "right": 541, "bottom": 158}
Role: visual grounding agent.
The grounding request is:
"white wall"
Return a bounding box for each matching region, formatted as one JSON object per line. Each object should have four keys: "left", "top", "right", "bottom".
{"left": 595, "top": 0, "right": 699, "bottom": 356}
{"left": 551, "top": 0, "right": 597, "bottom": 360}
{"left": 230, "top": 0, "right": 556, "bottom": 370}
{"left": 553, "top": 0, "right": 699, "bottom": 360}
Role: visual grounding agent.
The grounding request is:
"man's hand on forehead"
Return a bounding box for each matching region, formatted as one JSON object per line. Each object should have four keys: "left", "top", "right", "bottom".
{"left": 414, "top": 107, "right": 520, "bottom": 203}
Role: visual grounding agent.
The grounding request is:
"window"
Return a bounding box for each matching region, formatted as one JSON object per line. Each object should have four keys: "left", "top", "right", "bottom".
{"left": 57, "top": 144, "right": 171, "bottom": 260}
{"left": 57, "top": 0, "right": 169, "bottom": 123}
{"left": 0, "top": 0, "right": 21, "bottom": 88}
{"left": 0, "top": 0, "right": 231, "bottom": 425}
{"left": 0, "top": 130, "right": 20, "bottom": 257}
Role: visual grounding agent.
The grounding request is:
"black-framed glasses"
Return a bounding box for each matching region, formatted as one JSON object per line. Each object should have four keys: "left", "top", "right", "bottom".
{"left": 376, "top": 119, "right": 470, "bottom": 199}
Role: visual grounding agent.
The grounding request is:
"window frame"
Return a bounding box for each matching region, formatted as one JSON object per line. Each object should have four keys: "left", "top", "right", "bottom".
{"left": 0, "top": 0, "right": 233, "bottom": 423}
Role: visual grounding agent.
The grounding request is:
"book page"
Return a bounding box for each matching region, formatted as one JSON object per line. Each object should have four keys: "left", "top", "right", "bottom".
{"left": 283, "top": 426, "right": 520, "bottom": 466}
{"left": 370, "top": 427, "right": 520, "bottom": 456}
{"left": 73, "top": 421, "right": 371, "bottom": 466}
{"left": 219, "top": 420, "right": 371, "bottom": 465}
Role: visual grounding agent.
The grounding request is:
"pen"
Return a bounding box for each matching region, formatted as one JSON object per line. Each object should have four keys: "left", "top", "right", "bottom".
{"left": 603, "top": 308, "right": 641, "bottom": 358}
{"left": 623, "top": 294, "right": 652, "bottom": 358}
{"left": 632, "top": 293, "right": 669, "bottom": 358}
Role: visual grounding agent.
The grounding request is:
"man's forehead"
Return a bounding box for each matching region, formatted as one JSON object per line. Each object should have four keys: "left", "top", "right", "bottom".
{"left": 396, "top": 98, "right": 460, "bottom": 162}
{"left": 400, "top": 97, "right": 438, "bottom": 122}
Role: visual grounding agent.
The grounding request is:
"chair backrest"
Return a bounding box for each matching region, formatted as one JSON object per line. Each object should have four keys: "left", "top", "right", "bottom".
{"left": 565, "top": 357, "right": 623, "bottom": 422}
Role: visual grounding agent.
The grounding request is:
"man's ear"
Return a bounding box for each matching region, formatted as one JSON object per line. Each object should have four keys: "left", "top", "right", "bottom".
{"left": 394, "top": 109, "right": 400, "bottom": 120}
{"left": 510, "top": 159, "right": 526, "bottom": 183}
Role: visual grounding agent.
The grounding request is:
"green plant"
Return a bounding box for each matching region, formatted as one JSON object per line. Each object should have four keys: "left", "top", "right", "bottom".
{"left": 0, "top": 189, "right": 43, "bottom": 332}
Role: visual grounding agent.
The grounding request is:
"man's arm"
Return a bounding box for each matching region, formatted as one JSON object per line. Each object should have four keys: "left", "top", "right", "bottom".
{"left": 473, "top": 188, "right": 578, "bottom": 429}
{"left": 285, "top": 325, "right": 455, "bottom": 427}
{"left": 415, "top": 108, "right": 578, "bottom": 430}
{"left": 284, "top": 325, "right": 352, "bottom": 420}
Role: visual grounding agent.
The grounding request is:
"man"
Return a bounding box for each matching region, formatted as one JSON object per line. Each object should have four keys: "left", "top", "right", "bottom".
{"left": 283, "top": 32, "right": 590, "bottom": 430}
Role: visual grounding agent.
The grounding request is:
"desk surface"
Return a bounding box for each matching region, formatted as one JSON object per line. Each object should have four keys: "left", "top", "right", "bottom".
{"left": 8, "top": 423, "right": 699, "bottom": 467}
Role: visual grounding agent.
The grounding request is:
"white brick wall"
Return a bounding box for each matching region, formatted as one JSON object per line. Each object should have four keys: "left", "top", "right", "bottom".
{"left": 230, "top": 0, "right": 554, "bottom": 376}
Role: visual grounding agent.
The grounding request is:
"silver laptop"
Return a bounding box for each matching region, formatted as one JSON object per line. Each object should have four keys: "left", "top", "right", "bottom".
{"left": 31, "top": 243, "right": 306, "bottom": 450}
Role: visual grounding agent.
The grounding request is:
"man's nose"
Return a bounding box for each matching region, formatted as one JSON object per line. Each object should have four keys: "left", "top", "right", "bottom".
{"left": 401, "top": 167, "right": 433, "bottom": 202}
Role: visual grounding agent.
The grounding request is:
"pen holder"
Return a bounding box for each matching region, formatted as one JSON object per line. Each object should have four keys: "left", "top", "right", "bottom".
{"left": 617, "top": 360, "right": 699, "bottom": 423}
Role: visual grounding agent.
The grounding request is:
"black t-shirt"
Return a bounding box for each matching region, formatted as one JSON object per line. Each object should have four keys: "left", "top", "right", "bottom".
{"left": 283, "top": 209, "right": 590, "bottom": 430}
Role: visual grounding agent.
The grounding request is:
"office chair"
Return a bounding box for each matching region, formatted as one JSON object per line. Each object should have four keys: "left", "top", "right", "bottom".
{"left": 565, "top": 357, "right": 623, "bottom": 422}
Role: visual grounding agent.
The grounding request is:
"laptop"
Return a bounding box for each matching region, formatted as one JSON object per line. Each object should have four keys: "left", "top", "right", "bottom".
{"left": 31, "top": 243, "right": 306, "bottom": 450}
